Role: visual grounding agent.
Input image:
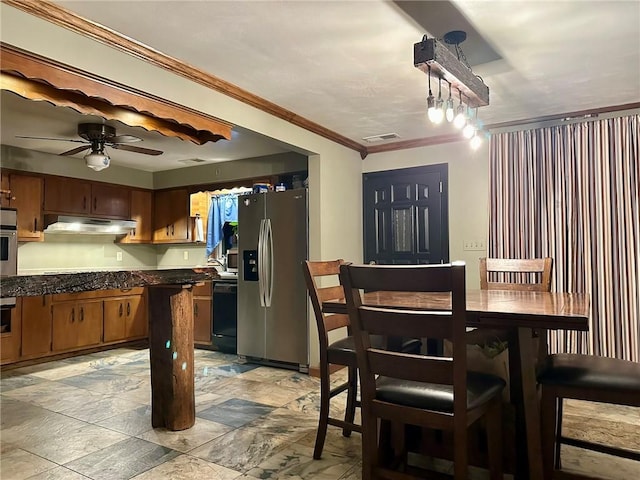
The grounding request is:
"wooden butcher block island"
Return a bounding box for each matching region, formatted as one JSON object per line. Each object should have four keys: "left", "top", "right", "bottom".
{"left": 1, "top": 268, "right": 220, "bottom": 431}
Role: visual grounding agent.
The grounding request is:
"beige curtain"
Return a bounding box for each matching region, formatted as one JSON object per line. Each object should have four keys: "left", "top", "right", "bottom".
{"left": 489, "top": 114, "right": 639, "bottom": 362}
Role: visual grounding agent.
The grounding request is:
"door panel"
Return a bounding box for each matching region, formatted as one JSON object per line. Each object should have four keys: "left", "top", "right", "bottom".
{"left": 237, "top": 193, "right": 266, "bottom": 359}
{"left": 126, "top": 295, "right": 147, "bottom": 338}
{"left": 264, "top": 189, "right": 308, "bottom": 365}
{"left": 104, "top": 299, "right": 126, "bottom": 341}
{"left": 364, "top": 164, "right": 448, "bottom": 265}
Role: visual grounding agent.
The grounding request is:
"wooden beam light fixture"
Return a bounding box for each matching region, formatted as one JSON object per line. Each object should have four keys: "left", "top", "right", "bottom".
{"left": 415, "top": 31, "right": 490, "bottom": 150}
{"left": 414, "top": 32, "right": 489, "bottom": 108}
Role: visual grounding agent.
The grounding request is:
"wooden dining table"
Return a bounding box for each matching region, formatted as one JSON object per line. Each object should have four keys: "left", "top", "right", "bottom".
{"left": 323, "top": 289, "right": 590, "bottom": 480}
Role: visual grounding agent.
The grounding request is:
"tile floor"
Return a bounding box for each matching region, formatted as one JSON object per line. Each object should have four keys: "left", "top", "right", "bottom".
{"left": 1, "top": 347, "right": 638, "bottom": 480}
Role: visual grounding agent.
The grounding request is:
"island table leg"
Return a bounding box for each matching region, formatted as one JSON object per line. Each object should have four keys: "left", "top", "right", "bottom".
{"left": 147, "top": 285, "right": 195, "bottom": 431}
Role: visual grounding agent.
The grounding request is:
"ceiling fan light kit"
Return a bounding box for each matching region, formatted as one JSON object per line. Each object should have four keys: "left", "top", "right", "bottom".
{"left": 414, "top": 31, "right": 490, "bottom": 149}
{"left": 84, "top": 151, "right": 110, "bottom": 171}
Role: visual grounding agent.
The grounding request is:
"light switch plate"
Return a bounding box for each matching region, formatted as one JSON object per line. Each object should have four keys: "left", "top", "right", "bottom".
{"left": 463, "top": 240, "right": 486, "bottom": 251}
{"left": 116, "top": 251, "right": 123, "bottom": 261}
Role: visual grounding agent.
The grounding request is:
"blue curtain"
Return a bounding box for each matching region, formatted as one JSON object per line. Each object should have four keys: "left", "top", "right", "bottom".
{"left": 206, "top": 194, "right": 239, "bottom": 256}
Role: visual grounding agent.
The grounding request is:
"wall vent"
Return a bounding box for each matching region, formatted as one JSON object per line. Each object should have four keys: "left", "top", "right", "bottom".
{"left": 362, "top": 133, "right": 400, "bottom": 143}
{"left": 178, "top": 158, "right": 208, "bottom": 165}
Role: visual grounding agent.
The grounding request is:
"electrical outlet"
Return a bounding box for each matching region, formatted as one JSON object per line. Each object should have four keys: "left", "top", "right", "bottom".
{"left": 116, "top": 251, "right": 123, "bottom": 262}
{"left": 463, "top": 239, "right": 486, "bottom": 251}
{"left": 183, "top": 251, "right": 189, "bottom": 260}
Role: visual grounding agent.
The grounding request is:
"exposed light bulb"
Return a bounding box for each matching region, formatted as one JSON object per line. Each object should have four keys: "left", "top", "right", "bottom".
{"left": 432, "top": 98, "right": 444, "bottom": 124}
{"left": 445, "top": 98, "right": 455, "bottom": 122}
{"left": 427, "top": 93, "right": 438, "bottom": 122}
{"left": 429, "top": 77, "right": 444, "bottom": 124}
{"left": 470, "top": 133, "right": 482, "bottom": 150}
{"left": 462, "top": 123, "right": 475, "bottom": 139}
{"left": 453, "top": 104, "right": 466, "bottom": 129}
{"left": 445, "top": 82, "right": 454, "bottom": 122}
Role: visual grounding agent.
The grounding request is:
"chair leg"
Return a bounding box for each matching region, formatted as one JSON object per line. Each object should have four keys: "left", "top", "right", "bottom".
{"left": 453, "top": 418, "right": 468, "bottom": 480}
{"left": 343, "top": 365, "right": 358, "bottom": 437}
{"left": 361, "top": 408, "right": 379, "bottom": 480}
{"left": 313, "top": 364, "right": 331, "bottom": 459}
{"left": 555, "top": 396, "right": 563, "bottom": 470}
{"left": 486, "top": 398, "right": 504, "bottom": 480}
{"left": 540, "top": 386, "right": 558, "bottom": 479}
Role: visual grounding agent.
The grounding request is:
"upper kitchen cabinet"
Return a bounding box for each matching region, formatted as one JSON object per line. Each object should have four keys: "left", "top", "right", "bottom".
{"left": 8, "top": 173, "right": 44, "bottom": 241}
{"left": 153, "top": 187, "right": 190, "bottom": 243}
{"left": 91, "top": 183, "right": 130, "bottom": 219}
{"left": 118, "top": 189, "right": 153, "bottom": 243}
{"left": 0, "top": 171, "right": 10, "bottom": 208}
{"left": 44, "top": 176, "right": 130, "bottom": 219}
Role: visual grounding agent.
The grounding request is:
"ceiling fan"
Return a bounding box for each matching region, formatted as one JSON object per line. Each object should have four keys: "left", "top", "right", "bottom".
{"left": 16, "top": 123, "right": 163, "bottom": 171}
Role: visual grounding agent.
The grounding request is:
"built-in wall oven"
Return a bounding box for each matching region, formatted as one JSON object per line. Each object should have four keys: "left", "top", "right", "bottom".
{"left": 0, "top": 208, "right": 17, "bottom": 309}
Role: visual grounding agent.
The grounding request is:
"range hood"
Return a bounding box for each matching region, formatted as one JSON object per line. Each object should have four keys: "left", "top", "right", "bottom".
{"left": 43, "top": 215, "right": 137, "bottom": 235}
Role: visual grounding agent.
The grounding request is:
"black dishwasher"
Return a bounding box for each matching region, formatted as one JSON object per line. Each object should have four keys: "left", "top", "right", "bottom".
{"left": 212, "top": 280, "right": 238, "bottom": 354}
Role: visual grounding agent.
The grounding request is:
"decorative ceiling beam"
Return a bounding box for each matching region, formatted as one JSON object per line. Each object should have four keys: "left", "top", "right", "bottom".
{"left": 0, "top": 44, "right": 232, "bottom": 144}
{"left": 414, "top": 37, "right": 489, "bottom": 108}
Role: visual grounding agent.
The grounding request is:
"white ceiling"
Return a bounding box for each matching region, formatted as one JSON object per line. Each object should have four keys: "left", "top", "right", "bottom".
{"left": 2, "top": 0, "right": 639, "bottom": 172}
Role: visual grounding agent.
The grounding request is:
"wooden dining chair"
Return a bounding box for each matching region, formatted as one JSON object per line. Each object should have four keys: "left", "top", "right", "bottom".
{"left": 472, "top": 257, "right": 553, "bottom": 360}
{"left": 303, "top": 259, "right": 359, "bottom": 460}
{"left": 303, "top": 259, "right": 422, "bottom": 460}
{"left": 340, "top": 262, "right": 505, "bottom": 480}
{"left": 538, "top": 353, "right": 640, "bottom": 479}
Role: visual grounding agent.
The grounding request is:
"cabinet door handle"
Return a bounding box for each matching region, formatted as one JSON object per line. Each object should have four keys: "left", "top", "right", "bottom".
{"left": 80, "top": 307, "right": 84, "bottom": 322}
{"left": 194, "top": 303, "right": 198, "bottom": 316}
{"left": 71, "top": 308, "right": 75, "bottom": 323}
{"left": 94, "top": 197, "right": 97, "bottom": 211}
{"left": 171, "top": 224, "right": 175, "bottom": 236}
{"left": 34, "top": 218, "right": 38, "bottom": 232}
{"left": 127, "top": 302, "right": 130, "bottom": 316}
{"left": 166, "top": 225, "right": 169, "bottom": 235}
{"left": 119, "top": 303, "right": 123, "bottom": 317}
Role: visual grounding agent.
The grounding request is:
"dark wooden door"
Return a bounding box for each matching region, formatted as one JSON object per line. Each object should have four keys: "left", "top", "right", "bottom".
{"left": 364, "top": 164, "right": 448, "bottom": 265}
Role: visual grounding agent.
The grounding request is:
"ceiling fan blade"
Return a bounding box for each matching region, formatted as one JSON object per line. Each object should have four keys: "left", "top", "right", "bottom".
{"left": 60, "top": 145, "right": 91, "bottom": 156}
{"left": 110, "top": 144, "right": 163, "bottom": 156}
{"left": 16, "top": 135, "right": 88, "bottom": 144}
{"left": 110, "top": 135, "right": 142, "bottom": 144}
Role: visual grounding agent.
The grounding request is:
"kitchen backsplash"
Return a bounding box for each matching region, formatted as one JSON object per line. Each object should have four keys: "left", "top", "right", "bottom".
{"left": 17, "top": 237, "right": 207, "bottom": 274}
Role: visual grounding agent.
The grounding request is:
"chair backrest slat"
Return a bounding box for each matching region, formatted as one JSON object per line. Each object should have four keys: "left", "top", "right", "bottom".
{"left": 369, "top": 350, "right": 453, "bottom": 384}
{"left": 317, "top": 285, "right": 345, "bottom": 302}
{"left": 360, "top": 307, "right": 453, "bottom": 340}
{"left": 480, "top": 257, "right": 552, "bottom": 292}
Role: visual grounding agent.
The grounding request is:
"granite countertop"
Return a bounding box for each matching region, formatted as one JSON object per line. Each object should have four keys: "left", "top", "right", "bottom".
{"left": 0, "top": 268, "right": 220, "bottom": 298}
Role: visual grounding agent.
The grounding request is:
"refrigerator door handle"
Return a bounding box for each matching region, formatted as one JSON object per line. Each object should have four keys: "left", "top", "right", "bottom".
{"left": 265, "top": 218, "right": 274, "bottom": 307}
{"left": 258, "top": 218, "right": 266, "bottom": 307}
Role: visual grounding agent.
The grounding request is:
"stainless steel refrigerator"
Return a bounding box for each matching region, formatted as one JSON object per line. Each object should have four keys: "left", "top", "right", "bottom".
{"left": 237, "top": 188, "right": 309, "bottom": 371}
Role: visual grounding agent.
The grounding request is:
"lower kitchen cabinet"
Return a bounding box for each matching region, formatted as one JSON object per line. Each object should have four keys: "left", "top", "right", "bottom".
{"left": 21, "top": 295, "right": 52, "bottom": 358}
{"left": 8, "top": 288, "right": 147, "bottom": 365}
{"left": 104, "top": 293, "right": 147, "bottom": 342}
{"left": 0, "top": 300, "right": 22, "bottom": 364}
{"left": 52, "top": 301, "right": 103, "bottom": 352}
{"left": 193, "top": 282, "right": 212, "bottom": 345}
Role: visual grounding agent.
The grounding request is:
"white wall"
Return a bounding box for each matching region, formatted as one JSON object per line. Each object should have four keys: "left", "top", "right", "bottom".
{"left": 364, "top": 140, "right": 491, "bottom": 288}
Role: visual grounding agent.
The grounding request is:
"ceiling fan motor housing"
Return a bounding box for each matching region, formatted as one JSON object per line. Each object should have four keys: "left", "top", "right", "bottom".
{"left": 78, "top": 123, "right": 116, "bottom": 141}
